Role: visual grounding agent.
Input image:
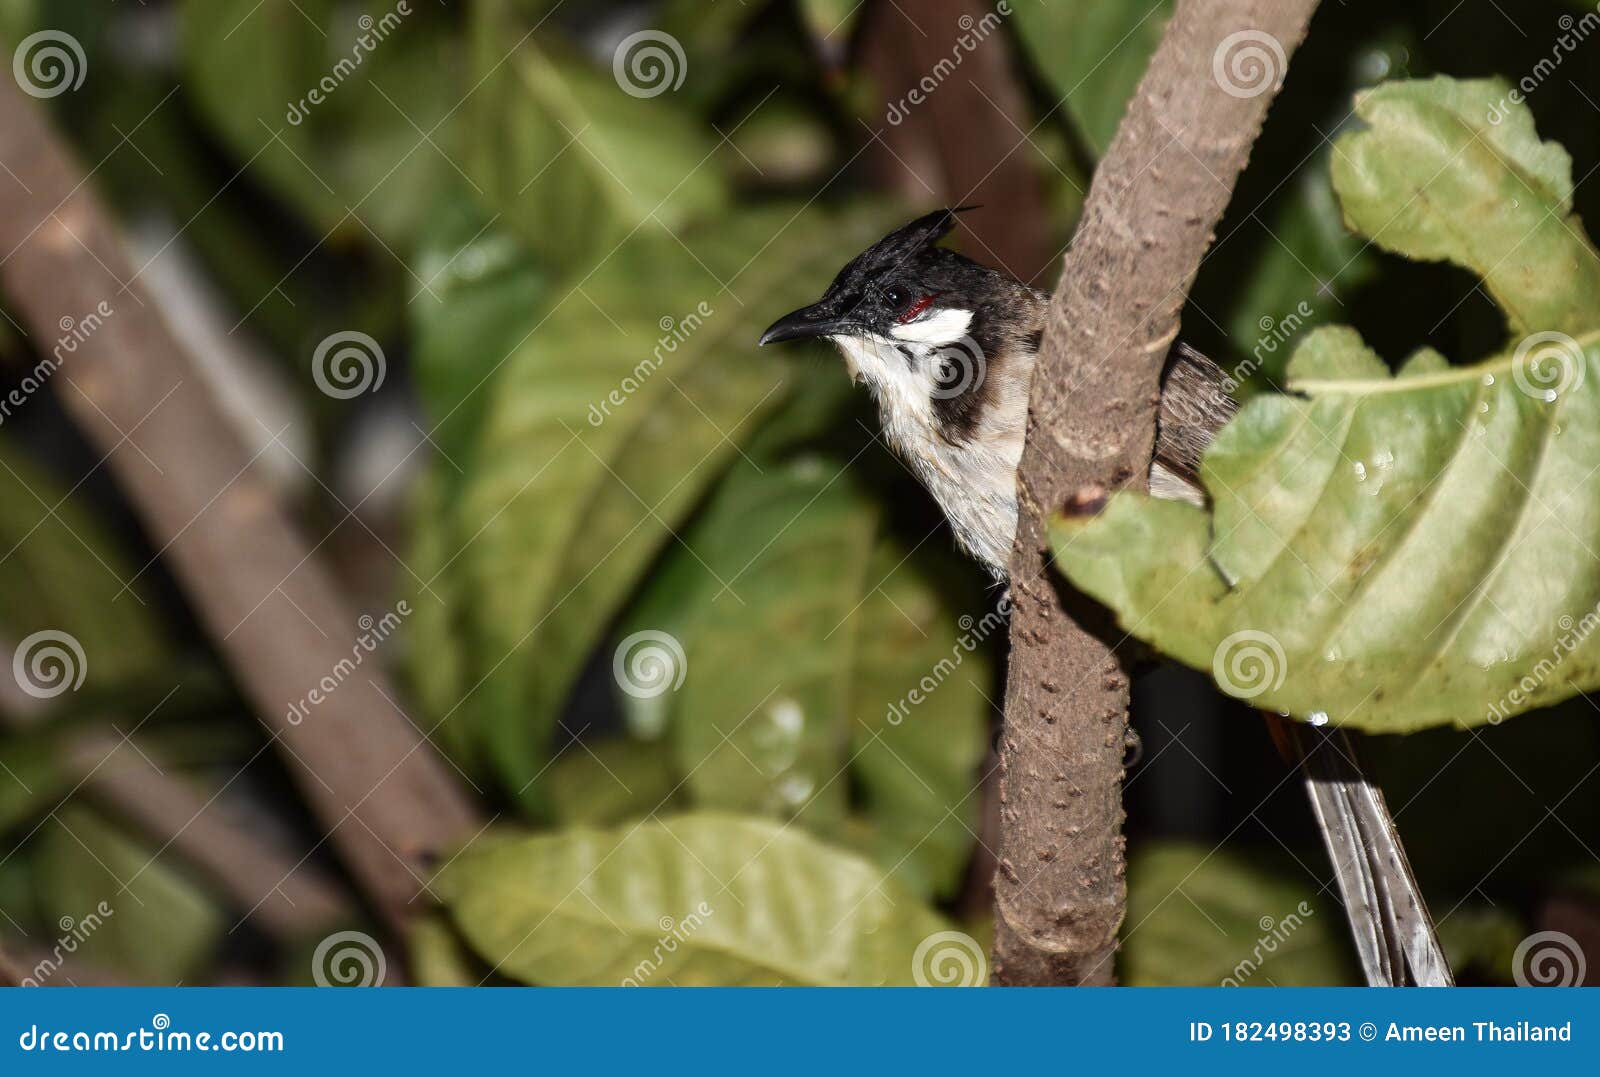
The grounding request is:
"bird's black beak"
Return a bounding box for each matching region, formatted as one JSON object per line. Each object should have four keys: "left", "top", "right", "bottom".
{"left": 758, "top": 300, "right": 847, "bottom": 346}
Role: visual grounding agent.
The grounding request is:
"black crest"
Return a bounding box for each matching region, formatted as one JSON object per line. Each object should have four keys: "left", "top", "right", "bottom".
{"left": 850, "top": 206, "right": 976, "bottom": 276}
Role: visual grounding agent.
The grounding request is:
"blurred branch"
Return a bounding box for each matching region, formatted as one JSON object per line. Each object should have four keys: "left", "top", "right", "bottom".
{"left": 858, "top": 0, "right": 1052, "bottom": 281}
{"left": 0, "top": 79, "right": 481, "bottom": 931}
{"left": 0, "top": 940, "right": 24, "bottom": 986}
{"left": 68, "top": 732, "right": 355, "bottom": 941}
{"left": 1, "top": 661, "right": 354, "bottom": 943}
{"left": 995, "top": 0, "right": 1319, "bottom": 984}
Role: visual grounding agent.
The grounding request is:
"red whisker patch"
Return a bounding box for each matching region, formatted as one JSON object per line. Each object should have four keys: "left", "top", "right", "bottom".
{"left": 895, "top": 294, "right": 936, "bottom": 324}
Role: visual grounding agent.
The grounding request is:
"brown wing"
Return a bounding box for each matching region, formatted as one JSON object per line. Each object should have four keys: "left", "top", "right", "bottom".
{"left": 1154, "top": 341, "right": 1239, "bottom": 491}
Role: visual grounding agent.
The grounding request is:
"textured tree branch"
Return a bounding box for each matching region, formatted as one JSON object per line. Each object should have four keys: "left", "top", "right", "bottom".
{"left": 993, "top": 0, "right": 1320, "bottom": 985}
{"left": 0, "top": 79, "right": 481, "bottom": 930}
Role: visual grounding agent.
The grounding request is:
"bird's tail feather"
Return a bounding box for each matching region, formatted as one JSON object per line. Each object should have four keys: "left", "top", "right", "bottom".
{"left": 1283, "top": 722, "right": 1453, "bottom": 986}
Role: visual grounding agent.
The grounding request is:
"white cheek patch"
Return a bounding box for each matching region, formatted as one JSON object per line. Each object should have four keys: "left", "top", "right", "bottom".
{"left": 889, "top": 307, "right": 973, "bottom": 345}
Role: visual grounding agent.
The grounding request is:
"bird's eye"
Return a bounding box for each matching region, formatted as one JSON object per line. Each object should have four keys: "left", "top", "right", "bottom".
{"left": 882, "top": 286, "right": 906, "bottom": 307}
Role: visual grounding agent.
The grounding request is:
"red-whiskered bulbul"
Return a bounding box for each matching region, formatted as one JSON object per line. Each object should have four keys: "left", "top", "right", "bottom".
{"left": 759, "top": 208, "right": 1452, "bottom": 986}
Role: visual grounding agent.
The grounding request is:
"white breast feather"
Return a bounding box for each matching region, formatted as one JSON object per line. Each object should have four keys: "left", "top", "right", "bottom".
{"left": 830, "top": 327, "right": 1023, "bottom": 576}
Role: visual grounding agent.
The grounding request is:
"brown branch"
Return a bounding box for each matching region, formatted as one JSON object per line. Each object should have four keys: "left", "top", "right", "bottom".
{"left": 69, "top": 732, "right": 354, "bottom": 941}
{"left": 0, "top": 78, "right": 481, "bottom": 930}
{"left": 993, "top": 0, "right": 1320, "bottom": 985}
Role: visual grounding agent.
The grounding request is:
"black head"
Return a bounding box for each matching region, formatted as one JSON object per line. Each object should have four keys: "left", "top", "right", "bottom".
{"left": 758, "top": 208, "right": 988, "bottom": 346}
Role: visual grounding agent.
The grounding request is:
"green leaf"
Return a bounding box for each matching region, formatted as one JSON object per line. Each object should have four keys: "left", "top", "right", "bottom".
{"left": 1332, "top": 77, "right": 1600, "bottom": 336}
{"left": 1435, "top": 904, "right": 1524, "bottom": 983}
{"left": 410, "top": 201, "right": 551, "bottom": 468}
{"left": 1051, "top": 79, "right": 1600, "bottom": 732}
{"left": 1122, "top": 843, "right": 1356, "bottom": 986}
{"left": 35, "top": 806, "right": 223, "bottom": 984}
{"left": 0, "top": 441, "right": 168, "bottom": 691}
{"left": 436, "top": 814, "right": 954, "bottom": 986}
{"left": 845, "top": 543, "right": 995, "bottom": 898}
{"left": 620, "top": 452, "right": 991, "bottom": 898}
{"left": 546, "top": 739, "right": 683, "bottom": 827}
{"left": 667, "top": 457, "right": 881, "bottom": 835}
{"left": 427, "top": 206, "right": 892, "bottom": 803}
{"left": 181, "top": 0, "right": 463, "bottom": 249}
{"left": 407, "top": 911, "right": 493, "bottom": 987}
{"left": 1010, "top": 0, "right": 1173, "bottom": 156}
{"left": 466, "top": 0, "right": 727, "bottom": 273}
{"left": 0, "top": 722, "right": 71, "bottom": 834}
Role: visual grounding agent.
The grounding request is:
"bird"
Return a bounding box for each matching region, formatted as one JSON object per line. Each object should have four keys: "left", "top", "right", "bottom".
{"left": 758, "top": 207, "right": 1452, "bottom": 987}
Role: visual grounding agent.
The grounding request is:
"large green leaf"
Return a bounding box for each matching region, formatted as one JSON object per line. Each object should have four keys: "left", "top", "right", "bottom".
{"left": 619, "top": 453, "right": 991, "bottom": 898}
{"left": 1333, "top": 78, "right": 1600, "bottom": 336}
{"left": 33, "top": 806, "right": 223, "bottom": 985}
{"left": 181, "top": 0, "right": 463, "bottom": 249}
{"left": 467, "top": 0, "right": 727, "bottom": 273}
{"left": 435, "top": 814, "right": 955, "bottom": 986}
{"left": 1052, "top": 78, "right": 1600, "bottom": 732}
{"left": 667, "top": 457, "right": 880, "bottom": 835}
{"left": 1122, "top": 843, "right": 1355, "bottom": 986}
{"left": 418, "top": 206, "right": 894, "bottom": 803}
